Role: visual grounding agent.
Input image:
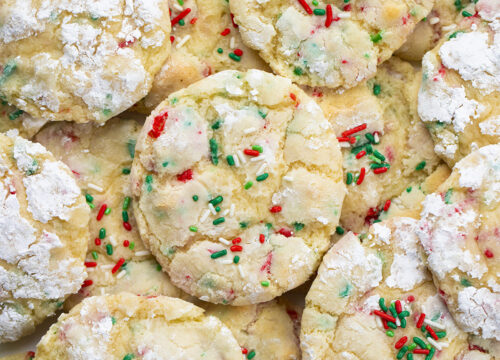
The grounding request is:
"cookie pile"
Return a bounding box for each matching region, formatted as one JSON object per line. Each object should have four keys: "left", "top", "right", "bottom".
{"left": 0, "top": 0, "right": 498, "bottom": 359}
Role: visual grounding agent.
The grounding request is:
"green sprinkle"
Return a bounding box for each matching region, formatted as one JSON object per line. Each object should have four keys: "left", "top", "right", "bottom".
{"left": 258, "top": 109, "right": 267, "bottom": 118}
{"left": 8, "top": 109, "right": 23, "bottom": 120}
{"left": 215, "top": 206, "right": 221, "bottom": 212}
{"left": 389, "top": 304, "right": 398, "bottom": 318}
{"left": 129, "top": 242, "right": 135, "bottom": 250}
{"left": 313, "top": 8, "right": 326, "bottom": 15}
{"left": 85, "top": 194, "right": 94, "bottom": 203}
{"left": 370, "top": 32, "right": 383, "bottom": 43}
{"left": 346, "top": 172, "right": 353, "bottom": 185}
{"left": 126, "top": 139, "right": 136, "bottom": 159}
{"left": 247, "top": 350, "right": 256, "bottom": 359}
{"left": 88, "top": 203, "right": 95, "bottom": 209}
{"left": 213, "top": 217, "right": 225, "bottom": 225}
{"left": 461, "top": 278, "right": 472, "bottom": 287}
{"left": 293, "top": 67, "right": 304, "bottom": 76}
{"left": 99, "top": 228, "right": 106, "bottom": 239}
{"left": 209, "top": 196, "right": 223, "bottom": 206}
{"left": 229, "top": 53, "right": 241, "bottom": 62}
{"left": 336, "top": 226, "right": 345, "bottom": 235}
{"left": 426, "top": 347, "right": 435, "bottom": 360}
{"left": 387, "top": 322, "right": 397, "bottom": 329}
{"left": 226, "top": 155, "right": 235, "bottom": 166}
{"left": 261, "top": 281, "right": 269, "bottom": 287}
{"left": 256, "top": 173, "right": 269, "bottom": 182}
{"left": 379, "top": 298, "right": 388, "bottom": 312}
{"left": 408, "top": 343, "right": 417, "bottom": 351}
{"left": 406, "top": 187, "right": 412, "bottom": 193}
{"left": 407, "top": 353, "right": 414, "bottom": 360}
{"left": 398, "top": 310, "right": 410, "bottom": 319}
{"left": 252, "top": 145, "right": 263, "bottom": 153}
{"left": 145, "top": 175, "right": 153, "bottom": 192}
{"left": 211, "top": 249, "right": 227, "bottom": 259}
{"left": 211, "top": 120, "right": 221, "bottom": 130}
{"left": 373, "top": 84, "right": 381, "bottom": 95}
{"left": 209, "top": 138, "right": 219, "bottom": 165}
{"left": 400, "top": 318, "right": 407, "bottom": 328}
{"left": 192, "top": 195, "right": 199, "bottom": 201}
{"left": 123, "top": 196, "right": 131, "bottom": 210}
{"left": 162, "top": 161, "right": 169, "bottom": 167}
{"left": 244, "top": 181, "right": 253, "bottom": 190}
{"left": 104, "top": 208, "right": 111, "bottom": 215}
{"left": 233, "top": 255, "right": 240, "bottom": 264}
{"left": 312, "top": 0, "right": 318, "bottom": 4}
{"left": 397, "top": 346, "right": 408, "bottom": 359}
{"left": 177, "top": 0, "right": 184, "bottom": 5}
{"left": 102, "top": 109, "right": 112, "bottom": 117}
{"left": 339, "top": 283, "right": 352, "bottom": 298}
{"left": 111, "top": 316, "right": 116, "bottom": 325}
{"left": 122, "top": 211, "right": 129, "bottom": 222}
{"left": 122, "top": 168, "right": 130, "bottom": 174}
{"left": 217, "top": 48, "right": 223, "bottom": 54}
{"left": 454, "top": 0, "right": 463, "bottom": 11}
{"left": 365, "top": 133, "right": 375, "bottom": 143}
{"left": 189, "top": 226, "right": 198, "bottom": 232}
{"left": 386, "top": 330, "right": 394, "bottom": 337}
{"left": 91, "top": 251, "right": 98, "bottom": 260}
{"left": 413, "top": 337, "right": 427, "bottom": 349}
{"left": 449, "top": 30, "right": 464, "bottom": 39}
{"left": 240, "top": 222, "right": 248, "bottom": 228}
{"left": 178, "top": 19, "right": 185, "bottom": 26}
{"left": 444, "top": 188, "right": 453, "bottom": 204}
{"left": 156, "top": 264, "right": 162, "bottom": 271}
{"left": 294, "top": 222, "right": 305, "bottom": 232}
{"left": 416, "top": 161, "right": 426, "bottom": 171}
{"left": 462, "top": 10, "right": 473, "bottom": 17}
{"left": 435, "top": 331, "right": 446, "bottom": 338}
{"left": 0, "top": 61, "right": 17, "bottom": 85}
{"left": 373, "top": 150, "right": 386, "bottom": 161}
{"left": 123, "top": 354, "right": 135, "bottom": 360}
{"left": 365, "top": 144, "right": 373, "bottom": 154}
{"left": 106, "top": 244, "right": 113, "bottom": 255}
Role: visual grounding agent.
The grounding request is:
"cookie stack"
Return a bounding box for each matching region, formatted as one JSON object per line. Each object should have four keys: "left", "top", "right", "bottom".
{"left": 0, "top": 0, "right": 498, "bottom": 359}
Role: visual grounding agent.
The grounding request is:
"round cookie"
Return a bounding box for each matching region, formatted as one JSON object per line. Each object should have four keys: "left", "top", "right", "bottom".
{"left": 34, "top": 293, "right": 244, "bottom": 359}
{"left": 308, "top": 57, "right": 441, "bottom": 233}
{"left": 418, "top": 7, "right": 500, "bottom": 167}
{"left": 0, "top": 0, "right": 171, "bottom": 123}
{"left": 203, "top": 300, "right": 301, "bottom": 360}
{"left": 140, "top": 0, "right": 270, "bottom": 111}
{"left": 300, "top": 217, "right": 494, "bottom": 360}
{"left": 0, "top": 133, "right": 89, "bottom": 343}
{"left": 34, "top": 118, "right": 185, "bottom": 308}
{"left": 416, "top": 144, "right": 500, "bottom": 342}
{"left": 131, "top": 69, "right": 345, "bottom": 305}
{"left": 230, "top": 0, "right": 433, "bottom": 89}
{"left": 0, "top": 101, "right": 46, "bottom": 139}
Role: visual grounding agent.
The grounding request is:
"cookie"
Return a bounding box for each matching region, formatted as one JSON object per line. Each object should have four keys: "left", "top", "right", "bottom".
{"left": 308, "top": 57, "right": 440, "bottom": 233}
{"left": 204, "top": 300, "right": 301, "bottom": 360}
{"left": 34, "top": 118, "right": 185, "bottom": 308}
{"left": 34, "top": 293, "right": 243, "bottom": 359}
{"left": 418, "top": 9, "right": 500, "bottom": 167}
{"left": 140, "top": 0, "right": 270, "bottom": 111}
{"left": 131, "top": 69, "right": 345, "bottom": 305}
{"left": 0, "top": 0, "right": 171, "bottom": 123}
{"left": 0, "top": 102, "right": 46, "bottom": 139}
{"left": 230, "top": 0, "right": 433, "bottom": 89}
{"left": 416, "top": 144, "right": 500, "bottom": 341}
{"left": 0, "top": 133, "right": 89, "bottom": 343}
{"left": 300, "top": 217, "right": 493, "bottom": 360}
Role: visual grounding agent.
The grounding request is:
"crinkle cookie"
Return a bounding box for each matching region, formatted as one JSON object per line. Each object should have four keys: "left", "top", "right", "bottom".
{"left": 131, "top": 69, "right": 345, "bottom": 305}
{"left": 416, "top": 144, "right": 500, "bottom": 342}
{"left": 230, "top": 0, "right": 433, "bottom": 89}
{"left": 308, "top": 57, "right": 440, "bottom": 233}
{"left": 0, "top": 0, "right": 171, "bottom": 123}
{"left": 34, "top": 118, "right": 185, "bottom": 308}
{"left": 0, "top": 133, "right": 89, "bottom": 343}
{"left": 140, "top": 0, "right": 269, "bottom": 111}
{"left": 418, "top": 9, "right": 500, "bottom": 167}
{"left": 0, "top": 101, "right": 46, "bottom": 139}
{"left": 300, "top": 217, "right": 494, "bottom": 360}
{"left": 34, "top": 293, "right": 243, "bottom": 360}
{"left": 204, "top": 299, "right": 301, "bottom": 360}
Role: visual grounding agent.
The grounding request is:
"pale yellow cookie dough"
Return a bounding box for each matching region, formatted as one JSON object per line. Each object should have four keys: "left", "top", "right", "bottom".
{"left": 230, "top": 0, "right": 433, "bottom": 89}
{"left": 418, "top": 7, "right": 500, "bottom": 167}
{"left": 0, "top": 0, "right": 171, "bottom": 123}
{"left": 131, "top": 69, "right": 345, "bottom": 305}
{"left": 0, "top": 102, "right": 46, "bottom": 139}
{"left": 308, "top": 57, "right": 440, "bottom": 233}
{"left": 140, "top": 0, "right": 270, "bottom": 112}
{"left": 300, "top": 217, "right": 493, "bottom": 360}
{"left": 0, "top": 133, "right": 89, "bottom": 343}
{"left": 34, "top": 293, "right": 244, "bottom": 359}
{"left": 416, "top": 144, "right": 500, "bottom": 342}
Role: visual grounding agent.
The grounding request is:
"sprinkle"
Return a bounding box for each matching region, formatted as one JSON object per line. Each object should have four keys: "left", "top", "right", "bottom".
{"left": 387, "top": 322, "right": 397, "bottom": 329}
{"left": 408, "top": 344, "right": 417, "bottom": 351}
{"left": 256, "top": 173, "right": 269, "bottom": 182}
{"left": 462, "top": 10, "right": 472, "bottom": 17}
{"left": 247, "top": 350, "right": 256, "bottom": 359}
{"left": 398, "top": 311, "right": 410, "bottom": 319}
{"left": 122, "top": 168, "right": 130, "bottom": 174}
{"left": 99, "top": 228, "right": 106, "bottom": 239}
{"left": 9, "top": 109, "right": 24, "bottom": 120}
{"left": 373, "top": 150, "right": 386, "bottom": 162}
{"left": 85, "top": 194, "right": 94, "bottom": 203}
{"left": 238, "top": 264, "right": 245, "bottom": 277}
{"left": 220, "top": 28, "right": 231, "bottom": 36}
{"left": 426, "top": 348, "right": 436, "bottom": 360}
{"left": 395, "top": 300, "right": 402, "bottom": 313}
{"left": 325, "top": 4, "right": 333, "bottom": 27}
{"left": 424, "top": 319, "right": 445, "bottom": 330}
{"left": 237, "top": 150, "right": 247, "bottom": 164}
{"left": 129, "top": 242, "right": 135, "bottom": 250}
{"left": 244, "top": 181, "right": 253, "bottom": 189}
{"left": 226, "top": 155, "right": 235, "bottom": 166}
{"left": 371, "top": 31, "right": 383, "bottom": 43}
{"left": 270, "top": 206, "right": 282, "bottom": 213}
{"left": 373, "top": 310, "right": 396, "bottom": 323}
{"left": 88, "top": 183, "right": 103, "bottom": 192}
{"left": 426, "top": 325, "right": 439, "bottom": 340}
{"left": 176, "top": 35, "right": 191, "bottom": 48}
{"left": 189, "top": 226, "right": 198, "bottom": 232}
{"left": 230, "top": 245, "right": 242, "bottom": 252}
{"left": 200, "top": 210, "right": 210, "bottom": 222}
{"left": 356, "top": 168, "right": 366, "bottom": 185}
{"left": 82, "top": 279, "right": 93, "bottom": 287}
{"left": 122, "top": 354, "right": 135, "bottom": 360}
{"left": 297, "top": 0, "right": 313, "bottom": 15}
{"left": 342, "top": 123, "right": 367, "bottom": 137}
{"left": 96, "top": 204, "right": 107, "bottom": 220}
{"left": 435, "top": 331, "right": 446, "bottom": 338}
{"left": 386, "top": 330, "right": 394, "bottom": 337}
{"left": 233, "top": 256, "right": 240, "bottom": 264}
{"left": 219, "top": 237, "right": 231, "bottom": 245}
{"left": 123, "top": 240, "right": 130, "bottom": 247}
{"left": 416, "top": 161, "right": 426, "bottom": 171}
{"left": 85, "top": 262, "right": 97, "bottom": 267}
{"left": 313, "top": 8, "right": 325, "bottom": 15}
{"left": 171, "top": 8, "right": 191, "bottom": 26}
{"left": 261, "top": 280, "right": 270, "bottom": 287}
{"left": 94, "top": 238, "right": 101, "bottom": 246}
{"left": 217, "top": 48, "right": 223, "bottom": 54}
{"left": 209, "top": 138, "right": 219, "bottom": 165}
{"left": 177, "top": 169, "right": 193, "bottom": 182}
{"left": 365, "top": 133, "right": 375, "bottom": 143}
{"left": 413, "top": 337, "right": 427, "bottom": 349}
{"left": 256, "top": 162, "right": 267, "bottom": 175}
{"left": 112, "top": 258, "right": 125, "bottom": 274}
{"left": 135, "top": 251, "right": 150, "bottom": 257}
{"left": 123, "top": 221, "right": 132, "bottom": 231}
{"left": 416, "top": 314, "right": 426, "bottom": 328}
{"left": 413, "top": 349, "right": 430, "bottom": 355}
{"left": 356, "top": 150, "right": 366, "bottom": 159}
{"left": 373, "top": 84, "right": 381, "bottom": 95}
{"left": 379, "top": 298, "right": 388, "bottom": 312}
{"left": 117, "top": 270, "right": 127, "bottom": 279}
{"left": 91, "top": 251, "right": 98, "bottom": 260}
{"left": 230, "top": 37, "right": 236, "bottom": 48}
{"left": 148, "top": 112, "right": 168, "bottom": 138}
{"left": 397, "top": 346, "right": 408, "bottom": 360}
{"left": 213, "top": 217, "right": 225, "bottom": 225}
{"left": 244, "top": 127, "right": 257, "bottom": 134}
{"left": 229, "top": 53, "right": 241, "bottom": 62}
{"left": 335, "top": 226, "right": 344, "bottom": 235}
{"left": 123, "top": 196, "right": 131, "bottom": 210}
{"left": 244, "top": 149, "right": 260, "bottom": 157}
{"left": 106, "top": 244, "right": 113, "bottom": 255}
{"left": 208, "top": 203, "right": 217, "bottom": 215}
{"left": 278, "top": 228, "right": 293, "bottom": 237}
{"left": 250, "top": 156, "right": 265, "bottom": 163}
{"left": 211, "top": 250, "right": 227, "bottom": 259}
{"left": 346, "top": 172, "right": 353, "bottom": 185}
{"left": 395, "top": 336, "right": 408, "bottom": 349}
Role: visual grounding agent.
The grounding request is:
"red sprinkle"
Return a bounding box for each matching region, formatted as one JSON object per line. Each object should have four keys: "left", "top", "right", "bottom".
{"left": 395, "top": 300, "right": 402, "bottom": 314}
{"left": 112, "top": 258, "right": 126, "bottom": 274}
{"left": 242, "top": 348, "right": 248, "bottom": 355}
{"left": 413, "top": 349, "right": 430, "bottom": 355}
{"left": 190, "top": 17, "right": 197, "bottom": 24}
{"left": 171, "top": 8, "right": 191, "bottom": 26}
{"left": 230, "top": 13, "right": 238, "bottom": 28}
{"left": 230, "top": 245, "right": 243, "bottom": 252}
{"left": 270, "top": 206, "right": 282, "bottom": 213}
{"left": 234, "top": 48, "right": 243, "bottom": 56}
{"left": 373, "top": 167, "right": 388, "bottom": 174}
{"left": 220, "top": 28, "right": 231, "bottom": 36}
{"left": 357, "top": 167, "right": 366, "bottom": 185}
{"left": 82, "top": 279, "right": 93, "bottom": 287}
{"left": 395, "top": 336, "right": 408, "bottom": 349}
{"left": 484, "top": 249, "right": 494, "bottom": 258}
{"left": 325, "top": 4, "right": 333, "bottom": 27}
{"left": 342, "top": 123, "right": 367, "bottom": 137}
{"left": 344, "top": 4, "right": 351, "bottom": 11}
{"left": 123, "top": 221, "right": 132, "bottom": 231}
{"left": 259, "top": 234, "right": 265, "bottom": 243}
{"left": 383, "top": 199, "right": 391, "bottom": 212}
{"left": 426, "top": 325, "right": 439, "bottom": 340}
{"left": 177, "top": 169, "right": 193, "bottom": 182}
{"left": 356, "top": 150, "right": 366, "bottom": 159}
{"left": 416, "top": 313, "right": 426, "bottom": 328}
{"left": 244, "top": 149, "right": 260, "bottom": 157}
{"left": 337, "top": 136, "right": 351, "bottom": 142}
{"left": 94, "top": 238, "right": 101, "bottom": 246}
{"left": 373, "top": 310, "right": 396, "bottom": 323}
{"left": 290, "top": 93, "right": 297, "bottom": 101}
{"left": 170, "top": 36, "right": 175, "bottom": 43}
{"left": 85, "top": 262, "right": 97, "bottom": 267}
{"left": 382, "top": 319, "right": 389, "bottom": 329}
{"left": 96, "top": 204, "right": 107, "bottom": 221}
{"left": 407, "top": 295, "right": 415, "bottom": 302}
{"left": 148, "top": 111, "right": 168, "bottom": 138}
{"left": 232, "top": 237, "right": 242, "bottom": 244}
{"left": 297, "top": 0, "right": 313, "bottom": 14}
{"left": 123, "top": 240, "right": 130, "bottom": 247}
{"left": 278, "top": 228, "right": 293, "bottom": 237}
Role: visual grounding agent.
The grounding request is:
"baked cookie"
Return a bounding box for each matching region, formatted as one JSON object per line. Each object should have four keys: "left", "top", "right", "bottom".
{"left": 0, "top": 0, "right": 171, "bottom": 123}
{"left": 418, "top": 9, "right": 500, "bottom": 167}
{"left": 230, "top": 0, "right": 433, "bottom": 89}
{"left": 34, "top": 293, "right": 243, "bottom": 359}
{"left": 131, "top": 69, "right": 345, "bottom": 305}
{"left": 416, "top": 144, "right": 500, "bottom": 342}
{"left": 0, "top": 133, "right": 89, "bottom": 343}
{"left": 308, "top": 57, "right": 440, "bottom": 233}
{"left": 34, "top": 118, "right": 185, "bottom": 308}
{"left": 0, "top": 101, "right": 46, "bottom": 139}
{"left": 140, "top": 0, "right": 269, "bottom": 111}
{"left": 300, "top": 217, "right": 494, "bottom": 360}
